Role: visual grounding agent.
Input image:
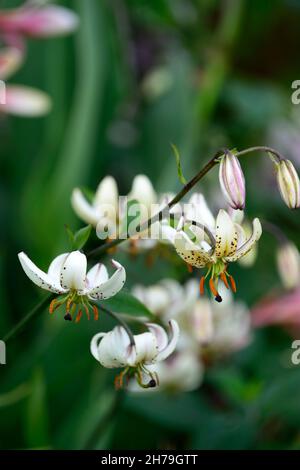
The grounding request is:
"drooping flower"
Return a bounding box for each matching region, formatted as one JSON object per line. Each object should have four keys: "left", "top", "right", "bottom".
{"left": 72, "top": 174, "right": 157, "bottom": 229}
{"left": 18, "top": 250, "right": 126, "bottom": 321}
{"left": 162, "top": 194, "right": 262, "bottom": 302}
{"left": 219, "top": 150, "right": 246, "bottom": 210}
{"left": 90, "top": 320, "right": 179, "bottom": 389}
{"left": 72, "top": 174, "right": 158, "bottom": 253}
{"left": 275, "top": 159, "right": 300, "bottom": 209}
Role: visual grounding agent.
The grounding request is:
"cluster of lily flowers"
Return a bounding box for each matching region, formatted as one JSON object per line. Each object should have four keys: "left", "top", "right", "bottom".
{"left": 18, "top": 145, "right": 300, "bottom": 390}
{"left": 0, "top": 1, "right": 78, "bottom": 116}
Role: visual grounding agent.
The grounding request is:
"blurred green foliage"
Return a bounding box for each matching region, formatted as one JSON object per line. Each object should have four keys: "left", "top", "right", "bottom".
{"left": 1, "top": 0, "right": 300, "bottom": 450}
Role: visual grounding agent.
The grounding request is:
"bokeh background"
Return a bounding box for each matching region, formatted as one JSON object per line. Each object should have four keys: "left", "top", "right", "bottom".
{"left": 1, "top": 0, "right": 300, "bottom": 450}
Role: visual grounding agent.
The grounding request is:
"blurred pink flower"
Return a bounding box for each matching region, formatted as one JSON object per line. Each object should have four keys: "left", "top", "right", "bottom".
{"left": 252, "top": 288, "right": 300, "bottom": 329}
{"left": 0, "top": 3, "right": 78, "bottom": 40}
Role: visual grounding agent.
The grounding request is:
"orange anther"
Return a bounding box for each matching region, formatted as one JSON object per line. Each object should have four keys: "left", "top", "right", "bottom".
{"left": 229, "top": 275, "right": 237, "bottom": 293}
{"left": 92, "top": 305, "right": 99, "bottom": 321}
{"left": 209, "top": 277, "right": 218, "bottom": 297}
{"left": 220, "top": 272, "right": 229, "bottom": 289}
{"left": 199, "top": 276, "right": 205, "bottom": 295}
{"left": 75, "top": 310, "right": 82, "bottom": 323}
{"left": 187, "top": 263, "right": 193, "bottom": 273}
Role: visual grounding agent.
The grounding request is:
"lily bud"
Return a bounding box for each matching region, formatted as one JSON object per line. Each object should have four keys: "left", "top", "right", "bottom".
{"left": 219, "top": 150, "right": 245, "bottom": 210}
{"left": 277, "top": 242, "right": 300, "bottom": 290}
{"left": 276, "top": 159, "right": 300, "bottom": 209}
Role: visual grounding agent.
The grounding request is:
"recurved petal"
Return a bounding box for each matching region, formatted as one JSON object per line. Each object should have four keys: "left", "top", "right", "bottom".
{"left": 127, "top": 332, "right": 157, "bottom": 366}
{"left": 86, "top": 263, "right": 109, "bottom": 289}
{"left": 185, "top": 193, "right": 215, "bottom": 231}
{"left": 128, "top": 175, "right": 157, "bottom": 208}
{"left": 174, "top": 231, "right": 213, "bottom": 268}
{"left": 147, "top": 323, "right": 169, "bottom": 351}
{"left": 90, "top": 327, "right": 131, "bottom": 368}
{"left": 86, "top": 260, "right": 126, "bottom": 300}
{"left": 18, "top": 252, "right": 67, "bottom": 294}
{"left": 94, "top": 176, "right": 119, "bottom": 210}
{"left": 47, "top": 252, "right": 70, "bottom": 285}
{"left": 224, "top": 218, "right": 262, "bottom": 262}
{"left": 60, "top": 251, "right": 87, "bottom": 292}
{"left": 71, "top": 188, "right": 100, "bottom": 226}
{"left": 156, "top": 320, "right": 180, "bottom": 362}
{"left": 214, "top": 210, "right": 238, "bottom": 258}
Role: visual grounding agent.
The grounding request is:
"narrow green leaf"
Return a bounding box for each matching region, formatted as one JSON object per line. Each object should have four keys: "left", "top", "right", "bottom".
{"left": 73, "top": 225, "right": 92, "bottom": 250}
{"left": 103, "top": 290, "right": 155, "bottom": 319}
{"left": 171, "top": 143, "right": 187, "bottom": 184}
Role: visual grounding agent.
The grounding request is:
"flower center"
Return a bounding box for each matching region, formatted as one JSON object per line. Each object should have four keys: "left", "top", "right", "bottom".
{"left": 49, "top": 291, "right": 99, "bottom": 322}
{"left": 114, "top": 364, "right": 159, "bottom": 390}
{"left": 199, "top": 261, "right": 237, "bottom": 302}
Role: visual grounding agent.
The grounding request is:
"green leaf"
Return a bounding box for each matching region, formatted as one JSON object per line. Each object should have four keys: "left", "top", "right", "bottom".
{"left": 65, "top": 224, "right": 75, "bottom": 248}
{"left": 171, "top": 143, "right": 187, "bottom": 184}
{"left": 103, "top": 289, "right": 155, "bottom": 319}
{"left": 73, "top": 225, "right": 92, "bottom": 250}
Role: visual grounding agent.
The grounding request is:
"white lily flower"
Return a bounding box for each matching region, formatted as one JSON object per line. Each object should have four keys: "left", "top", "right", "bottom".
{"left": 18, "top": 250, "right": 126, "bottom": 322}
{"left": 277, "top": 242, "right": 300, "bottom": 290}
{"left": 90, "top": 319, "right": 179, "bottom": 389}
{"left": 162, "top": 194, "right": 262, "bottom": 302}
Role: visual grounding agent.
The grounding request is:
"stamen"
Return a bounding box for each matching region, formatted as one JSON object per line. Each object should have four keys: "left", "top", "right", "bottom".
{"left": 220, "top": 272, "right": 230, "bottom": 289}
{"left": 92, "top": 305, "right": 99, "bottom": 321}
{"left": 199, "top": 276, "right": 205, "bottom": 295}
{"left": 83, "top": 303, "right": 90, "bottom": 320}
{"left": 228, "top": 275, "right": 237, "bottom": 293}
{"left": 75, "top": 309, "right": 82, "bottom": 323}
{"left": 49, "top": 298, "right": 60, "bottom": 314}
{"left": 64, "top": 313, "right": 72, "bottom": 321}
{"left": 187, "top": 263, "right": 193, "bottom": 273}
{"left": 209, "top": 278, "right": 222, "bottom": 303}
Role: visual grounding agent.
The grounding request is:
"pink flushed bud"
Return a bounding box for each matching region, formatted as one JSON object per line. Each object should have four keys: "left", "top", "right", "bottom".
{"left": 277, "top": 242, "right": 300, "bottom": 290}
{"left": 219, "top": 150, "right": 246, "bottom": 210}
{"left": 276, "top": 159, "right": 300, "bottom": 209}
{"left": 0, "top": 5, "right": 79, "bottom": 38}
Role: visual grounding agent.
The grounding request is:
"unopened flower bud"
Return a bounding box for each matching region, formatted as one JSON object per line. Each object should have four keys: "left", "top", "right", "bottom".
{"left": 276, "top": 159, "right": 300, "bottom": 209}
{"left": 219, "top": 150, "right": 245, "bottom": 210}
{"left": 277, "top": 242, "right": 300, "bottom": 290}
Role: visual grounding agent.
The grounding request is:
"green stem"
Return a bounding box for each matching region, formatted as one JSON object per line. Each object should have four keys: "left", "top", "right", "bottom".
{"left": 88, "top": 145, "right": 282, "bottom": 258}
{"left": 97, "top": 303, "right": 136, "bottom": 347}
{"left": 3, "top": 294, "right": 54, "bottom": 342}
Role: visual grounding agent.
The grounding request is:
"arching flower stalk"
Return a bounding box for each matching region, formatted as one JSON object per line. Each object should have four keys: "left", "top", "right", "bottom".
{"left": 18, "top": 251, "right": 126, "bottom": 322}
{"left": 90, "top": 320, "right": 179, "bottom": 389}
{"left": 162, "top": 195, "right": 262, "bottom": 302}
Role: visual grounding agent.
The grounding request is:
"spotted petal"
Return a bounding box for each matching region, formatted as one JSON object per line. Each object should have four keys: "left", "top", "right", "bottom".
{"left": 86, "top": 260, "right": 126, "bottom": 300}
{"left": 155, "top": 320, "right": 180, "bottom": 362}
{"left": 214, "top": 210, "right": 238, "bottom": 258}
{"left": 60, "top": 251, "right": 87, "bottom": 292}
{"left": 47, "top": 252, "right": 69, "bottom": 285}
{"left": 224, "top": 218, "right": 262, "bottom": 262}
{"left": 174, "top": 231, "right": 213, "bottom": 268}
{"left": 86, "top": 263, "right": 109, "bottom": 289}
{"left": 18, "top": 252, "right": 67, "bottom": 294}
{"left": 90, "top": 327, "right": 131, "bottom": 368}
